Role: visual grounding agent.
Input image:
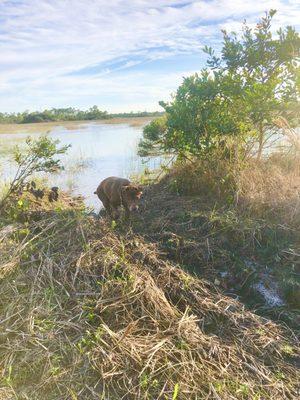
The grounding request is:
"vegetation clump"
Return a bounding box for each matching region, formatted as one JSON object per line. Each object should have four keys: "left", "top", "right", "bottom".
{"left": 0, "top": 136, "right": 69, "bottom": 211}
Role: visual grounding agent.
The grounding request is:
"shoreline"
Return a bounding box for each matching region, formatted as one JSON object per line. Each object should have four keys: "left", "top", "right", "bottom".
{"left": 0, "top": 116, "right": 155, "bottom": 134}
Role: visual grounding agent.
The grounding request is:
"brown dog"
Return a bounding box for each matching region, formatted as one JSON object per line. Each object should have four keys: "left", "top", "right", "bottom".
{"left": 94, "top": 177, "right": 143, "bottom": 219}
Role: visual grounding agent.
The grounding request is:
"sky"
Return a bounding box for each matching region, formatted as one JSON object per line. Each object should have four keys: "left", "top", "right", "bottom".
{"left": 0, "top": 0, "right": 299, "bottom": 113}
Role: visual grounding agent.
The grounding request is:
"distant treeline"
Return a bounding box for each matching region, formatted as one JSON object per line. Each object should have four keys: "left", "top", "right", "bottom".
{"left": 110, "top": 111, "right": 163, "bottom": 118}
{"left": 0, "top": 106, "right": 163, "bottom": 124}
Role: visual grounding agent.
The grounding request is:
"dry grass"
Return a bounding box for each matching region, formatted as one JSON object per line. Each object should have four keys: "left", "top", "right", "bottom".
{"left": 0, "top": 117, "right": 154, "bottom": 135}
{"left": 132, "top": 137, "right": 300, "bottom": 317}
{"left": 0, "top": 191, "right": 299, "bottom": 399}
{"left": 159, "top": 128, "right": 300, "bottom": 228}
{"left": 237, "top": 153, "right": 300, "bottom": 225}
{"left": 237, "top": 122, "right": 300, "bottom": 226}
{"left": 99, "top": 116, "right": 156, "bottom": 127}
{"left": 167, "top": 157, "right": 235, "bottom": 200}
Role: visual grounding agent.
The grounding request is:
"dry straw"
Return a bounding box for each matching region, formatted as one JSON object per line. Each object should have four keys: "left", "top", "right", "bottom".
{"left": 0, "top": 193, "right": 299, "bottom": 399}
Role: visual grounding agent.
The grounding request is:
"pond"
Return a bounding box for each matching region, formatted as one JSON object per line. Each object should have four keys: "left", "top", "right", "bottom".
{"left": 0, "top": 121, "right": 164, "bottom": 211}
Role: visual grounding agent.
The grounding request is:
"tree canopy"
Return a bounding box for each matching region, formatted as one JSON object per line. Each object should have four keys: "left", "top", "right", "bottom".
{"left": 139, "top": 10, "right": 300, "bottom": 159}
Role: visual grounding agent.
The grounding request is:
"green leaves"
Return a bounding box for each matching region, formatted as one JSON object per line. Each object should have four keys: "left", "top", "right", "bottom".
{"left": 0, "top": 106, "right": 110, "bottom": 124}
{"left": 0, "top": 135, "right": 70, "bottom": 210}
{"left": 139, "top": 10, "right": 300, "bottom": 160}
{"left": 138, "top": 115, "right": 167, "bottom": 156}
{"left": 14, "top": 136, "right": 70, "bottom": 172}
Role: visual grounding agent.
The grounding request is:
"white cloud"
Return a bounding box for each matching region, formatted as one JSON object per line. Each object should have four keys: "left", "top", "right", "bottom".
{"left": 0, "top": 0, "right": 299, "bottom": 112}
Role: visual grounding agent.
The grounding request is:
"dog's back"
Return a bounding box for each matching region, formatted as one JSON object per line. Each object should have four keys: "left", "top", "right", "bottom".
{"left": 94, "top": 176, "right": 130, "bottom": 202}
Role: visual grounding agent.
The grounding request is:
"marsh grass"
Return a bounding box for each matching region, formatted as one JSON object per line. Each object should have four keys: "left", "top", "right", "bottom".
{"left": 0, "top": 117, "right": 154, "bottom": 135}
{"left": 0, "top": 136, "right": 27, "bottom": 158}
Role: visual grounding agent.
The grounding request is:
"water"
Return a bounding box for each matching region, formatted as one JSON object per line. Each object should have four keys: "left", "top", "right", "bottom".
{"left": 0, "top": 121, "right": 163, "bottom": 210}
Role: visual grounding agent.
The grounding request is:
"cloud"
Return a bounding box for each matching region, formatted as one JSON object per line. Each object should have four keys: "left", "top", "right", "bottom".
{"left": 0, "top": 0, "right": 299, "bottom": 112}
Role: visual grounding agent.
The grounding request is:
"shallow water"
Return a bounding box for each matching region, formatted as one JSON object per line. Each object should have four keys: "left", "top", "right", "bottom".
{"left": 0, "top": 122, "right": 163, "bottom": 210}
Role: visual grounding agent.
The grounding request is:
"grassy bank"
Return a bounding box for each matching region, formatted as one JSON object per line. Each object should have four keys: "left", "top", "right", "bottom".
{"left": 136, "top": 142, "right": 300, "bottom": 314}
{"left": 0, "top": 167, "right": 299, "bottom": 399}
{"left": 0, "top": 117, "right": 155, "bottom": 135}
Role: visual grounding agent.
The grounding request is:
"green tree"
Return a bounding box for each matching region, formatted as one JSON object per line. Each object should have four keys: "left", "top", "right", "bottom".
{"left": 209, "top": 9, "right": 300, "bottom": 158}
{"left": 85, "top": 105, "right": 109, "bottom": 120}
{"left": 139, "top": 10, "right": 300, "bottom": 159}
{"left": 138, "top": 115, "right": 167, "bottom": 156}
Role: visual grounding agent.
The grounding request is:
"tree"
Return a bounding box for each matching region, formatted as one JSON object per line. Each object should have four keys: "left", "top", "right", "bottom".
{"left": 0, "top": 136, "right": 70, "bottom": 209}
{"left": 138, "top": 115, "right": 167, "bottom": 156}
{"left": 139, "top": 11, "right": 300, "bottom": 160}
{"left": 210, "top": 9, "right": 300, "bottom": 159}
{"left": 85, "top": 106, "right": 109, "bottom": 120}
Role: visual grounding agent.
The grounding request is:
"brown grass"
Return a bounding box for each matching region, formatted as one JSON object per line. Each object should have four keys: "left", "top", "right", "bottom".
{"left": 237, "top": 153, "right": 300, "bottom": 224}
{"left": 162, "top": 129, "right": 300, "bottom": 227}
{"left": 100, "top": 116, "right": 156, "bottom": 127}
{"left": 0, "top": 191, "right": 299, "bottom": 399}
{"left": 0, "top": 117, "right": 154, "bottom": 135}
{"left": 131, "top": 133, "right": 300, "bottom": 317}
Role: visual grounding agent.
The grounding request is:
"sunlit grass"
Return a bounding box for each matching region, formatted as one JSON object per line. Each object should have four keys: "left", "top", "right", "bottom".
{"left": 0, "top": 194, "right": 299, "bottom": 399}
{"left": 0, "top": 116, "right": 154, "bottom": 135}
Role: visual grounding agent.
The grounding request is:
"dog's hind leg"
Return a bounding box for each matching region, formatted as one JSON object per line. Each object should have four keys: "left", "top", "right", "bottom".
{"left": 97, "top": 189, "right": 112, "bottom": 217}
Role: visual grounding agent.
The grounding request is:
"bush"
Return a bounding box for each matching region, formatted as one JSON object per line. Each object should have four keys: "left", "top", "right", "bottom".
{"left": 168, "top": 152, "right": 237, "bottom": 204}
{"left": 138, "top": 115, "right": 167, "bottom": 156}
{"left": 0, "top": 136, "right": 70, "bottom": 210}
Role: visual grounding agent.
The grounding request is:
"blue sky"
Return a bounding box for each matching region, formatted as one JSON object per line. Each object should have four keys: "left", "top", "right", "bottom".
{"left": 0, "top": 0, "right": 299, "bottom": 113}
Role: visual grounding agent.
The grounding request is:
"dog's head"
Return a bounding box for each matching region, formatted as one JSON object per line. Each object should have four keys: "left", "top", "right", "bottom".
{"left": 121, "top": 184, "right": 143, "bottom": 212}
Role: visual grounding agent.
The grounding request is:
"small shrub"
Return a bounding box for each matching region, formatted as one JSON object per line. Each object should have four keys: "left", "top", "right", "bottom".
{"left": 0, "top": 135, "right": 70, "bottom": 211}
